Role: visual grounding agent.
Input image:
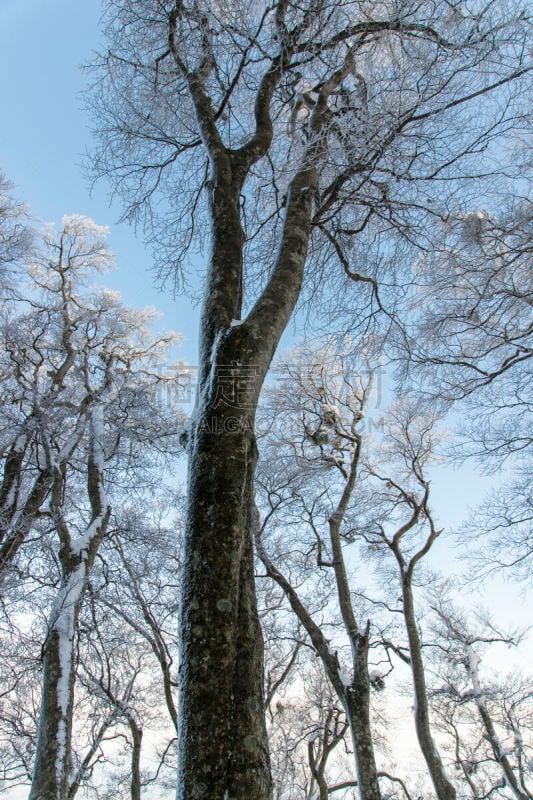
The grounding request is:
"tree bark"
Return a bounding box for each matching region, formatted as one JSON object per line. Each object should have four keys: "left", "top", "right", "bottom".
{"left": 178, "top": 406, "right": 271, "bottom": 800}
{"left": 30, "top": 410, "right": 110, "bottom": 800}
{"left": 176, "top": 105, "right": 318, "bottom": 797}
{"left": 29, "top": 565, "right": 86, "bottom": 800}
{"left": 345, "top": 632, "right": 382, "bottom": 800}
{"left": 256, "top": 537, "right": 381, "bottom": 800}
{"left": 128, "top": 716, "right": 143, "bottom": 800}
{"left": 328, "top": 454, "right": 382, "bottom": 800}
{"left": 402, "top": 577, "right": 457, "bottom": 800}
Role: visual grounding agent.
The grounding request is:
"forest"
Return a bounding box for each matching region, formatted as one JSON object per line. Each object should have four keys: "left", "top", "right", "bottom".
{"left": 0, "top": 1, "right": 531, "bottom": 799}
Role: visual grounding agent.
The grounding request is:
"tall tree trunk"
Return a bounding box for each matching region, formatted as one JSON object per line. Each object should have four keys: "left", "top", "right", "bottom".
{"left": 29, "top": 564, "right": 86, "bottom": 800}
{"left": 227, "top": 500, "right": 271, "bottom": 797}
{"left": 402, "top": 577, "right": 456, "bottom": 800}
{"left": 176, "top": 113, "right": 318, "bottom": 795}
{"left": 166, "top": 11, "right": 349, "bottom": 790}
{"left": 178, "top": 402, "right": 271, "bottom": 800}
{"left": 128, "top": 716, "right": 143, "bottom": 800}
{"left": 255, "top": 537, "right": 382, "bottom": 800}
{"left": 344, "top": 633, "right": 382, "bottom": 800}
{"left": 328, "top": 462, "right": 382, "bottom": 800}
{"left": 30, "top": 411, "right": 110, "bottom": 800}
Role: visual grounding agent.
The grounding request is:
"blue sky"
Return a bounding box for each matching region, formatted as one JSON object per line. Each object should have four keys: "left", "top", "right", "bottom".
{"left": 0, "top": 0, "right": 199, "bottom": 361}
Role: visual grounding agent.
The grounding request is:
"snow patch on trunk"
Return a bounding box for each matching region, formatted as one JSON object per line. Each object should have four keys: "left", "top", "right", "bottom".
{"left": 2, "top": 481, "right": 17, "bottom": 512}
{"left": 339, "top": 667, "right": 352, "bottom": 687}
{"left": 51, "top": 560, "right": 87, "bottom": 786}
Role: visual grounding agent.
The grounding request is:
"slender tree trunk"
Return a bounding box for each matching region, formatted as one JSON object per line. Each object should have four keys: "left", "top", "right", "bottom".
{"left": 476, "top": 702, "right": 531, "bottom": 800}
{"left": 328, "top": 479, "right": 381, "bottom": 800}
{"left": 29, "top": 564, "right": 86, "bottom": 800}
{"left": 115, "top": 544, "right": 179, "bottom": 733}
{"left": 402, "top": 578, "right": 456, "bottom": 800}
{"left": 308, "top": 737, "right": 329, "bottom": 800}
{"left": 344, "top": 633, "right": 382, "bottom": 800}
{"left": 68, "top": 711, "right": 119, "bottom": 799}
{"left": 465, "top": 645, "right": 531, "bottom": 800}
{"left": 128, "top": 716, "right": 143, "bottom": 800}
{"left": 30, "top": 411, "right": 110, "bottom": 800}
{"left": 256, "top": 539, "right": 381, "bottom": 800}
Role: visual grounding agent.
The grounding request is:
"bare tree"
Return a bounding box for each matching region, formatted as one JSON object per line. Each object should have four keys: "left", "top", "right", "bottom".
{"left": 399, "top": 194, "right": 533, "bottom": 580}
{"left": 255, "top": 340, "right": 385, "bottom": 800}
{"left": 75, "top": 499, "right": 182, "bottom": 798}
{"left": 0, "top": 496, "right": 182, "bottom": 800}
{"left": 0, "top": 215, "right": 156, "bottom": 582}
{"left": 267, "top": 660, "right": 357, "bottom": 800}
{"left": 428, "top": 599, "right": 533, "bottom": 800}
{"left": 254, "top": 341, "right": 474, "bottom": 800}
{"left": 458, "top": 479, "right": 533, "bottom": 582}
{"left": 75, "top": 621, "right": 150, "bottom": 800}
{"left": 91, "top": 509, "right": 181, "bottom": 737}
{"left": 0, "top": 612, "right": 41, "bottom": 791}
{"left": 351, "top": 400, "right": 460, "bottom": 800}
{"left": 0, "top": 172, "right": 33, "bottom": 291}
{"left": 88, "top": 2, "right": 531, "bottom": 795}
{"left": 0, "top": 213, "right": 181, "bottom": 799}
{"left": 61, "top": 501, "right": 181, "bottom": 800}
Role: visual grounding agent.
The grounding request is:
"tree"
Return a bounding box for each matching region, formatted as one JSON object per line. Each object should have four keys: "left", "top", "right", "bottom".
{"left": 0, "top": 212, "right": 181, "bottom": 799}
{"left": 0, "top": 216, "right": 115, "bottom": 582}
{"left": 88, "top": 2, "right": 531, "bottom": 796}
{"left": 254, "top": 341, "right": 468, "bottom": 800}
{"left": 354, "top": 401, "right": 458, "bottom": 800}
{"left": 399, "top": 197, "right": 533, "bottom": 580}
{"left": 266, "top": 658, "right": 357, "bottom": 800}
{"left": 0, "top": 497, "right": 182, "bottom": 800}
{"left": 255, "top": 340, "right": 384, "bottom": 800}
{"left": 80, "top": 500, "right": 182, "bottom": 797}
{"left": 343, "top": 397, "right": 533, "bottom": 800}
{"left": 427, "top": 597, "right": 533, "bottom": 800}
{"left": 91, "top": 509, "right": 181, "bottom": 738}
{"left": 0, "top": 172, "right": 33, "bottom": 292}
